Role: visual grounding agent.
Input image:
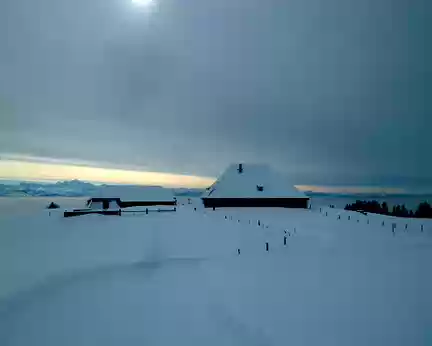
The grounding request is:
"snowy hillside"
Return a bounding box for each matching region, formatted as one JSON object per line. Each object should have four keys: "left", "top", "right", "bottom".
{"left": 0, "top": 202, "right": 431, "bottom": 346}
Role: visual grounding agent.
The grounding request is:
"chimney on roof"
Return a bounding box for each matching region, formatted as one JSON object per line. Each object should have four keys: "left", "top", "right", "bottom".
{"left": 238, "top": 163, "right": 243, "bottom": 174}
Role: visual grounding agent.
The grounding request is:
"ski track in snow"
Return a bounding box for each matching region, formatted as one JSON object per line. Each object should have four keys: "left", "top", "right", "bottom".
{"left": 0, "top": 199, "right": 432, "bottom": 345}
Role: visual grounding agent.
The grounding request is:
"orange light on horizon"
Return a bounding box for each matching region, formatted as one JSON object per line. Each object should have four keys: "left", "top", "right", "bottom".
{"left": 0, "top": 156, "right": 409, "bottom": 193}
{"left": 295, "top": 185, "right": 406, "bottom": 194}
{"left": 0, "top": 159, "right": 215, "bottom": 188}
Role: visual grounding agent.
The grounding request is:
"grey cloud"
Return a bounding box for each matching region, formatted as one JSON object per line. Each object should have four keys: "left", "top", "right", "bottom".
{"left": 0, "top": 0, "right": 430, "bottom": 185}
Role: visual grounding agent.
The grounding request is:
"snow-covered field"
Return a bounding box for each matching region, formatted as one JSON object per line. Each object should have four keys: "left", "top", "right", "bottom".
{"left": 0, "top": 198, "right": 431, "bottom": 346}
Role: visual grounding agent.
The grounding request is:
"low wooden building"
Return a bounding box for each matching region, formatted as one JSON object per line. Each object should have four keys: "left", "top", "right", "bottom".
{"left": 202, "top": 163, "right": 309, "bottom": 209}
{"left": 87, "top": 197, "right": 121, "bottom": 210}
{"left": 87, "top": 186, "right": 176, "bottom": 209}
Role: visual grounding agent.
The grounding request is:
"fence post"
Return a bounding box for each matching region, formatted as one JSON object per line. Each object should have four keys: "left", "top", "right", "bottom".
{"left": 284, "top": 236, "right": 287, "bottom": 246}
{"left": 258, "top": 220, "right": 261, "bottom": 226}
{"left": 237, "top": 249, "right": 241, "bottom": 255}
{"left": 266, "top": 242, "right": 269, "bottom": 252}
{"left": 421, "top": 225, "right": 424, "bottom": 232}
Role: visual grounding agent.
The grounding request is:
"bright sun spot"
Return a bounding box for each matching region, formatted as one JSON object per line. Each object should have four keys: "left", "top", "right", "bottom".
{"left": 131, "top": 0, "right": 154, "bottom": 6}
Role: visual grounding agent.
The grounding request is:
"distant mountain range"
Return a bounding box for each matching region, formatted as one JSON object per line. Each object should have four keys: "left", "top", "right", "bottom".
{"left": 1, "top": 180, "right": 429, "bottom": 199}
{"left": 0, "top": 180, "right": 205, "bottom": 198}
{"left": 0, "top": 180, "right": 100, "bottom": 197}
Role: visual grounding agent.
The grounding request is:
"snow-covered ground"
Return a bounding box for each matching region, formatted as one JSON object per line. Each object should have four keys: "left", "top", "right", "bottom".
{"left": 0, "top": 199, "right": 431, "bottom": 346}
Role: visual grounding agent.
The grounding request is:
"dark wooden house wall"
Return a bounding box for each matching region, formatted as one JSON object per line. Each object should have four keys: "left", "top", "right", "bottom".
{"left": 120, "top": 201, "right": 177, "bottom": 208}
{"left": 202, "top": 198, "right": 309, "bottom": 209}
{"left": 87, "top": 198, "right": 176, "bottom": 209}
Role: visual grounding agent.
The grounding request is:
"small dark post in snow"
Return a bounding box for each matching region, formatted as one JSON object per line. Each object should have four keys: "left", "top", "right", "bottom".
{"left": 225, "top": 216, "right": 227, "bottom": 219}
{"left": 357, "top": 220, "right": 359, "bottom": 223}
{"left": 337, "top": 215, "right": 340, "bottom": 220}
{"left": 266, "top": 242, "right": 269, "bottom": 252}
{"left": 405, "top": 224, "right": 408, "bottom": 230}
{"left": 392, "top": 223, "right": 396, "bottom": 235}
{"left": 238, "top": 219, "right": 240, "bottom": 223}
{"left": 258, "top": 220, "right": 261, "bottom": 226}
{"left": 421, "top": 225, "right": 424, "bottom": 232}
{"left": 325, "top": 212, "right": 328, "bottom": 216}
{"left": 49, "top": 212, "right": 51, "bottom": 217}
{"left": 367, "top": 219, "right": 369, "bottom": 224}
{"left": 237, "top": 249, "right": 241, "bottom": 255}
{"left": 249, "top": 220, "right": 251, "bottom": 224}
{"left": 320, "top": 208, "right": 322, "bottom": 212}
{"left": 382, "top": 221, "right": 385, "bottom": 226}
{"left": 284, "top": 236, "right": 287, "bottom": 246}
{"left": 348, "top": 216, "right": 351, "bottom": 220}
{"left": 194, "top": 208, "right": 196, "bottom": 211}
{"left": 294, "top": 228, "right": 297, "bottom": 234}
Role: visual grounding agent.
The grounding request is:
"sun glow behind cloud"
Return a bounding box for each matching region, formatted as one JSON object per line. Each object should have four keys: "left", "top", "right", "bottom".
{"left": 131, "top": 0, "right": 154, "bottom": 6}
{"left": 0, "top": 156, "right": 215, "bottom": 188}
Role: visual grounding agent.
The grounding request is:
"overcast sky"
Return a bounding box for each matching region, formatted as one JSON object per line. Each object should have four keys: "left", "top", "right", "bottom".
{"left": 0, "top": 0, "right": 430, "bottom": 187}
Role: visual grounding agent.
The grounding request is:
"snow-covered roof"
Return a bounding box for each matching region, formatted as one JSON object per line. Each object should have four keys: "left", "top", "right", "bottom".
{"left": 203, "top": 164, "right": 308, "bottom": 199}
{"left": 94, "top": 185, "right": 175, "bottom": 202}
